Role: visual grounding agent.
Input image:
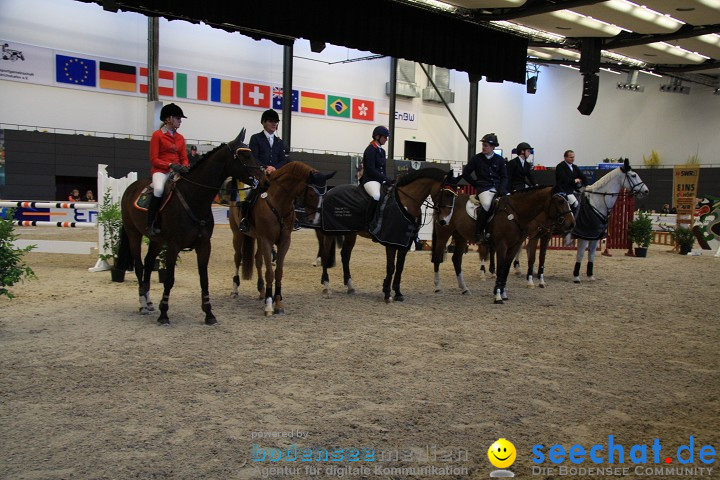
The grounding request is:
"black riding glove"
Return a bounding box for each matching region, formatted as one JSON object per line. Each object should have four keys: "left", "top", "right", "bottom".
{"left": 169, "top": 164, "right": 189, "bottom": 174}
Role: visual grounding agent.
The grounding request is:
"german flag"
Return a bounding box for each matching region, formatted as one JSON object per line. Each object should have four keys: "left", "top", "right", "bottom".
{"left": 99, "top": 61, "right": 136, "bottom": 92}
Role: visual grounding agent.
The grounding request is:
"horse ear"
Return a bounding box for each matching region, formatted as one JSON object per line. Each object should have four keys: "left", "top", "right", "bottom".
{"left": 239, "top": 128, "right": 246, "bottom": 144}
{"left": 624, "top": 158, "right": 632, "bottom": 171}
{"left": 323, "top": 171, "right": 337, "bottom": 181}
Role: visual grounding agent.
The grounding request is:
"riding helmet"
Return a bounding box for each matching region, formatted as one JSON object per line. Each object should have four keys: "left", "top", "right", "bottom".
{"left": 160, "top": 103, "right": 186, "bottom": 120}
{"left": 516, "top": 142, "right": 533, "bottom": 152}
{"left": 261, "top": 109, "right": 280, "bottom": 123}
{"left": 372, "top": 125, "right": 390, "bottom": 138}
{"left": 481, "top": 133, "right": 499, "bottom": 146}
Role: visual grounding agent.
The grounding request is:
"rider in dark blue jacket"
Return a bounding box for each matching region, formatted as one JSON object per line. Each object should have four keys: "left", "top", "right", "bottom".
{"left": 461, "top": 133, "right": 508, "bottom": 242}
{"left": 361, "top": 125, "right": 390, "bottom": 201}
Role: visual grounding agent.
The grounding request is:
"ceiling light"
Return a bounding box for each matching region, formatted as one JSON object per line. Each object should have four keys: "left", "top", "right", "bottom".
{"left": 659, "top": 78, "right": 690, "bottom": 94}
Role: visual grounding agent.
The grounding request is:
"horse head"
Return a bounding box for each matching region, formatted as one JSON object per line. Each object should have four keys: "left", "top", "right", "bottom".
{"left": 550, "top": 192, "right": 575, "bottom": 233}
{"left": 228, "top": 128, "right": 267, "bottom": 188}
{"left": 435, "top": 170, "right": 458, "bottom": 226}
{"left": 620, "top": 161, "right": 649, "bottom": 198}
{"left": 294, "top": 170, "right": 335, "bottom": 227}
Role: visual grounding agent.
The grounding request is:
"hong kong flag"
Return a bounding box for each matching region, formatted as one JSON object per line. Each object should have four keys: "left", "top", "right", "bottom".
{"left": 351, "top": 98, "right": 374, "bottom": 121}
{"left": 242, "top": 83, "right": 271, "bottom": 108}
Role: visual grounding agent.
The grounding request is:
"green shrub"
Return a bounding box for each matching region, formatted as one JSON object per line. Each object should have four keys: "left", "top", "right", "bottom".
{"left": 627, "top": 211, "right": 653, "bottom": 248}
{"left": 97, "top": 189, "right": 122, "bottom": 263}
{"left": 0, "top": 209, "right": 37, "bottom": 298}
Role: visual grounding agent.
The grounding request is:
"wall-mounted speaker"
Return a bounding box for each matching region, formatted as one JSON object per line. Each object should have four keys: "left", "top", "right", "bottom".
{"left": 577, "top": 73, "right": 599, "bottom": 116}
{"left": 527, "top": 75, "right": 537, "bottom": 94}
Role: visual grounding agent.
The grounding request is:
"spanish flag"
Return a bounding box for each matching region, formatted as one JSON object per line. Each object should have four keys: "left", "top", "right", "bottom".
{"left": 300, "top": 91, "right": 325, "bottom": 115}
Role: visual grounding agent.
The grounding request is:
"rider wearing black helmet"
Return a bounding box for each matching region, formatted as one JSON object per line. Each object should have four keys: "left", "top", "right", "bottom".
{"left": 147, "top": 102, "right": 189, "bottom": 236}
{"left": 507, "top": 141, "right": 537, "bottom": 191}
{"left": 360, "top": 125, "right": 391, "bottom": 202}
{"left": 238, "top": 108, "right": 291, "bottom": 232}
{"left": 461, "top": 133, "right": 508, "bottom": 242}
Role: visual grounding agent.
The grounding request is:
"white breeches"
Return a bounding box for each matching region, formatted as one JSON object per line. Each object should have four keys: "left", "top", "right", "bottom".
{"left": 478, "top": 189, "right": 496, "bottom": 211}
{"left": 152, "top": 171, "right": 170, "bottom": 198}
{"left": 567, "top": 193, "right": 579, "bottom": 209}
{"left": 364, "top": 181, "right": 381, "bottom": 201}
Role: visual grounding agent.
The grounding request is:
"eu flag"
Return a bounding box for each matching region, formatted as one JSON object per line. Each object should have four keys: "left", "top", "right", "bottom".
{"left": 56, "top": 54, "right": 96, "bottom": 87}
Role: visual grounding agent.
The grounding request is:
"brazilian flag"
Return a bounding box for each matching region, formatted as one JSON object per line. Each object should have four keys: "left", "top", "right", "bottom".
{"left": 327, "top": 96, "right": 350, "bottom": 118}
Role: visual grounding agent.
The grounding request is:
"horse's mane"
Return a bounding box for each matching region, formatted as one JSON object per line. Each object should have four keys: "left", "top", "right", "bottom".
{"left": 187, "top": 143, "right": 226, "bottom": 173}
{"left": 585, "top": 166, "right": 621, "bottom": 193}
{"left": 396, "top": 167, "right": 448, "bottom": 187}
{"left": 509, "top": 185, "right": 551, "bottom": 196}
{"left": 273, "top": 161, "right": 314, "bottom": 181}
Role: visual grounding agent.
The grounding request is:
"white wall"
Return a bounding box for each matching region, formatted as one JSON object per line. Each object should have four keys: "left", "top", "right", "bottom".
{"left": 1, "top": 0, "right": 719, "bottom": 166}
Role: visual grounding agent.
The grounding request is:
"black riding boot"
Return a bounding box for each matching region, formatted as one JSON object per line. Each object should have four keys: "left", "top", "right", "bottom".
{"left": 238, "top": 200, "right": 250, "bottom": 233}
{"left": 146, "top": 196, "right": 162, "bottom": 236}
{"left": 475, "top": 208, "right": 488, "bottom": 243}
{"left": 587, "top": 262, "right": 594, "bottom": 278}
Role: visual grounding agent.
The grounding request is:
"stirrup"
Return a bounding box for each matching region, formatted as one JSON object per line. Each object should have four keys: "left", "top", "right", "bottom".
{"left": 238, "top": 218, "right": 249, "bottom": 233}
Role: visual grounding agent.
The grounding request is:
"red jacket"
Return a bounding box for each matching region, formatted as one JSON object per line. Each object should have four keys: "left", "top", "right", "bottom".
{"left": 150, "top": 126, "right": 189, "bottom": 175}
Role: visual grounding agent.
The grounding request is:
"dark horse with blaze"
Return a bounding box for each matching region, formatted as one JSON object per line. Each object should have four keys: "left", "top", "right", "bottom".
{"left": 117, "top": 129, "right": 265, "bottom": 325}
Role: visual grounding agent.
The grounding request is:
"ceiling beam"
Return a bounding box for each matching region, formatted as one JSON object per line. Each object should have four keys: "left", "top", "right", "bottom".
{"left": 473, "top": 0, "right": 605, "bottom": 21}
{"left": 655, "top": 60, "right": 720, "bottom": 74}
{"left": 604, "top": 24, "right": 720, "bottom": 49}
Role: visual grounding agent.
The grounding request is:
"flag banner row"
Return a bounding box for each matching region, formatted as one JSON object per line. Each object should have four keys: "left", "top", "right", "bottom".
{"left": 2, "top": 39, "right": 377, "bottom": 123}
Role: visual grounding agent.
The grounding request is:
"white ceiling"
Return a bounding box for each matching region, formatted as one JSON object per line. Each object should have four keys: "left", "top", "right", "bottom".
{"left": 440, "top": 0, "right": 720, "bottom": 83}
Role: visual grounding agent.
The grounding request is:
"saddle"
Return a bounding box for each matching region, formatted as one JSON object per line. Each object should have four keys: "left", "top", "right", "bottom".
{"left": 133, "top": 177, "right": 176, "bottom": 211}
{"left": 465, "top": 194, "right": 499, "bottom": 222}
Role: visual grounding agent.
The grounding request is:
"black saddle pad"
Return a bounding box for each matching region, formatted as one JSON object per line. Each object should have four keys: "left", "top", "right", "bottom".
{"left": 572, "top": 195, "right": 608, "bottom": 240}
{"left": 321, "top": 184, "right": 372, "bottom": 233}
{"left": 369, "top": 188, "right": 419, "bottom": 250}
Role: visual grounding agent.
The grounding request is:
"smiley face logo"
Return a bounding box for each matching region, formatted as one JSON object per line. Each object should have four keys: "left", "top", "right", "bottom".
{"left": 488, "top": 438, "right": 516, "bottom": 469}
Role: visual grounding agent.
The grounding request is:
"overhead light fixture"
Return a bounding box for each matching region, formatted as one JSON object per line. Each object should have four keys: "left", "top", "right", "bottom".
{"left": 617, "top": 70, "right": 644, "bottom": 92}
{"left": 659, "top": 78, "right": 690, "bottom": 95}
{"left": 309, "top": 40, "right": 326, "bottom": 53}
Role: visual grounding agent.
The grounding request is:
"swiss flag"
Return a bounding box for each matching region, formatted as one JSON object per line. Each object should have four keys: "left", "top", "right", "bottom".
{"left": 242, "top": 83, "right": 271, "bottom": 108}
{"left": 351, "top": 98, "right": 374, "bottom": 121}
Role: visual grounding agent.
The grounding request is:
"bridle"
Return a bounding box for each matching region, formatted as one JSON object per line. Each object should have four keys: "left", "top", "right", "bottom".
{"left": 174, "top": 144, "right": 263, "bottom": 191}
{"left": 536, "top": 193, "right": 574, "bottom": 234}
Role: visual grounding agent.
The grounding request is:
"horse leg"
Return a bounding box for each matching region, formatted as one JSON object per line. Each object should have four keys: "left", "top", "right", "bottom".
{"left": 273, "top": 237, "right": 291, "bottom": 314}
{"left": 320, "top": 234, "right": 335, "bottom": 296}
{"left": 526, "top": 237, "right": 538, "bottom": 289}
{"left": 341, "top": 234, "right": 357, "bottom": 294}
{"left": 255, "top": 248, "right": 264, "bottom": 301}
{"left": 574, "top": 239, "right": 588, "bottom": 283}
{"left": 392, "top": 248, "right": 408, "bottom": 302}
{"left": 452, "top": 236, "right": 469, "bottom": 294}
{"left": 431, "top": 225, "right": 449, "bottom": 292}
{"left": 259, "top": 240, "right": 275, "bottom": 316}
{"left": 232, "top": 231, "right": 243, "bottom": 297}
{"left": 587, "top": 240, "right": 598, "bottom": 281}
{"left": 312, "top": 229, "right": 323, "bottom": 267}
{"left": 157, "top": 246, "right": 179, "bottom": 326}
{"left": 195, "top": 242, "right": 217, "bottom": 325}
{"left": 477, "top": 244, "right": 487, "bottom": 282}
{"left": 514, "top": 246, "right": 523, "bottom": 275}
{"left": 537, "top": 234, "right": 551, "bottom": 288}
{"left": 489, "top": 246, "right": 496, "bottom": 277}
{"left": 383, "top": 247, "right": 397, "bottom": 303}
{"left": 138, "top": 240, "right": 160, "bottom": 315}
{"left": 493, "top": 246, "right": 510, "bottom": 304}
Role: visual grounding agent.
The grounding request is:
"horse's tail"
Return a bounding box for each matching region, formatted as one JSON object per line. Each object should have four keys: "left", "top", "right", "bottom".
{"left": 116, "top": 226, "right": 134, "bottom": 271}
{"left": 430, "top": 225, "right": 443, "bottom": 264}
{"left": 241, "top": 234, "right": 255, "bottom": 280}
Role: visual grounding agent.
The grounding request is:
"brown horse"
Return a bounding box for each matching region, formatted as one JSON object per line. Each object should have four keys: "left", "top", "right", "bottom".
{"left": 431, "top": 186, "right": 574, "bottom": 302}
{"left": 117, "top": 129, "right": 265, "bottom": 325}
{"left": 319, "top": 167, "right": 456, "bottom": 302}
{"left": 229, "top": 161, "right": 334, "bottom": 316}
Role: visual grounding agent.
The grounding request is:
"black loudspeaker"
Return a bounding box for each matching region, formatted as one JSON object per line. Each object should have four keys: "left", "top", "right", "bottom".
{"left": 577, "top": 74, "right": 599, "bottom": 116}
{"left": 527, "top": 75, "right": 537, "bottom": 94}
{"left": 309, "top": 40, "right": 326, "bottom": 53}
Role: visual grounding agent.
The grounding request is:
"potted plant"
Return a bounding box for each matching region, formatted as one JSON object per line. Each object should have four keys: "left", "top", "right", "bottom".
{"left": 97, "top": 189, "right": 124, "bottom": 282}
{"left": 0, "top": 208, "right": 37, "bottom": 298}
{"left": 627, "top": 210, "right": 653, "bottom": 257}
{"left": 671, "top": 225, "right": 695, "bottom": 255}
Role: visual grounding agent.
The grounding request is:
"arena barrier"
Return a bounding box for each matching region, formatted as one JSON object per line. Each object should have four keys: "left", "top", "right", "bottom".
{"left": 3, "top": 164, "right": 137, "bottom": 267}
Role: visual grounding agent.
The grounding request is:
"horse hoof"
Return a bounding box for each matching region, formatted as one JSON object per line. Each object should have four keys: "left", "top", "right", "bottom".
{"left": 347, "top": 288, "right": 355, "bottom": 295}
{"left": 494, "top": 299, "right": 504, "bottom": 304}
{"left": 205, "top": 317, "right": 218, "bottom": 326}
{"left": 139, "top": 307, "right": 152, "bottom": 315}
{"left": 539, "top": 283, "right": 545, "bottom": 288}
{"left": 264, "top": 310, "right": 273, "bottom": 317}
{"left": 157, "top": 318, "right": 170, "bottom": 326}
{"left": 527, "top": 284, "right": 535, "bottom": 289}
{"left": 588, "top": 276, "right": 596, "bottom": 282}
{"left": 573, "top": 277, "right": 581, "bottom": 284}
{"left": 384, "top": 297, "right": 393, "bottom": 304}
{"left": 394, "top": 295, "right": 404, "bottom": 302}
{"left": 461, "top": 289, "right": 470, "bottom": 295}
{"left": 434, "top": 288, "right": 441, "bottom": 293}
{"left": 274, "top": 308, "right": 285, "bottom": 315}
{"left": 231, "top": 291, "right": 238, "bottom": 298}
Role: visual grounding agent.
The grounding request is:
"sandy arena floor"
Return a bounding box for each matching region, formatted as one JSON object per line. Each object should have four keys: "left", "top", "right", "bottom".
{"left": 1, "top": 226, "right": 718, "bottom": 480}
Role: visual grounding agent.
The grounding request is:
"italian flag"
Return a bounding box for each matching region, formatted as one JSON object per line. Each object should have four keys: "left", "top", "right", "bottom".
{"left": 176, "top": 72, "right": 209, "bottom": 101}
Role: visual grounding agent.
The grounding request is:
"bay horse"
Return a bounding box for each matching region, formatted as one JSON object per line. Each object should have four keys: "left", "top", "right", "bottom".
{"left": 229, "top": 161, "right": 335, "bottom": 316}
{"left": 117, "top": 129, "right": 265, "bottom": 325}
{"left": 571, "top": 159, "right": 648, "bottom": 283}
{"left": 431, "top": 186, "right": 574, "bottom": 303}
{"left": 320, "top": 167, "right": 455, "bottom": 302}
